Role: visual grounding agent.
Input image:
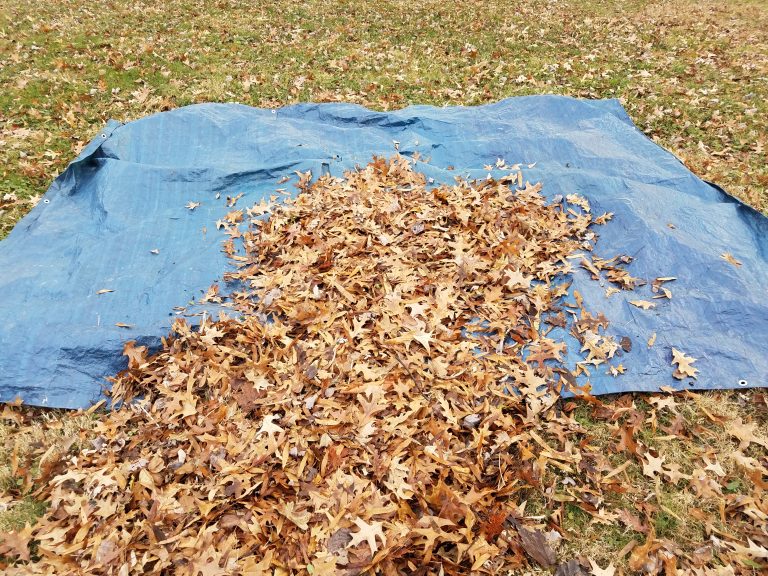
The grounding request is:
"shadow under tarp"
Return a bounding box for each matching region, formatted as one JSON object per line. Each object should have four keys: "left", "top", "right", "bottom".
{"left": 1, "top": 96, "right": 766, "bottom": 408}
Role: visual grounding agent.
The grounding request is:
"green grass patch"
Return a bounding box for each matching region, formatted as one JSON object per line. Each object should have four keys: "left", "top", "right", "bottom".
{"left": 0, "top": 498, "right": 47, "bottom": 532}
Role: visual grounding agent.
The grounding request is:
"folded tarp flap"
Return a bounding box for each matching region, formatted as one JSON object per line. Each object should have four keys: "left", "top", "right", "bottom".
{"left": 1, "top": 96, "right": 766, "bottom": 408}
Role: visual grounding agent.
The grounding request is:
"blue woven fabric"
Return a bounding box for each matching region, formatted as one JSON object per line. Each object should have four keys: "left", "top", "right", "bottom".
{"left": 1, "top": 96, "right": 765, "bottom": 408}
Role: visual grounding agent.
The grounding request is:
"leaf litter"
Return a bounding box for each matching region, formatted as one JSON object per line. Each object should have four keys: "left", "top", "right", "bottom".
{"left": 1, "top": 157, "right": 766, "bottom": 574}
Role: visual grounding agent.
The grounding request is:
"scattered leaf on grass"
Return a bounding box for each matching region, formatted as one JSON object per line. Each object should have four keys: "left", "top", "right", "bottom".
{"left": 347, "top": 518, "right": 386, "bottom": 556}
{"left": 519, "top": 527, "right": 556, "bottom": 568}
{"left": 642, "top": 451, "right": 666, "bottom": 478}
{"left": 588, "top": 558, "right": 616, "bottom": 576}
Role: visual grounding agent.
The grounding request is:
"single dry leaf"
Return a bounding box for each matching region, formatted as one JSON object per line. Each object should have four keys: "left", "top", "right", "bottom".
{"left": 671, "top": 348, "right": 698, "bottom": 379}
{"left": 347, "top": 518, "right": 386, "bottom": 556}
{"left": 280, "top": 502, "right": 311, "bottom": 531}
{"left": 702, "top": 456, "right": 725, "bottom": 477}
{"left": 726, "top": 538, "right": 768, "bottom": 559}
{"left": 648, "top": 395, "right": 677, "bottom": 412}
{"left": 518, "top": 527, "right": 556, "bottom": 568}
{"left": 588, "top": 558, "right": 616, "bottom": 576}
{"left": 257, "top": 414, "right": 284, "bottom": 438}
{"left": 726, "top": 417, "right": 768, "bottom": 450}
{"left": 662, "top": 462, "right": 691, "bottom": 484}
{"left": 122, "top": 340, "right": 147, "bottom": 369}
{"left": 628, "top": 535, "right": 662, "bottom": 573}
{"left": 617, "top": 509, "right": 647, "bottom": 533}
{"left": 0, "top": 528, "right": 31, "bottom": 561}
{"left": 642, "top": 451, "right": 665, "bottom": 478}
{"left": 555, "top": 559, "right": 589, "bottom": 576}
{"left": 720, "top": 252, "right": 742, "bottom": 267}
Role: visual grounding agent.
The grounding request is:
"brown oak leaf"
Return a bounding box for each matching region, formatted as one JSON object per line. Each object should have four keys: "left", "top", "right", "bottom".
{"left": 671, "top": 348, "right": 698, "bottom": 379}
{"left": 347, "top": 518, "right": 386, "bottom": 556}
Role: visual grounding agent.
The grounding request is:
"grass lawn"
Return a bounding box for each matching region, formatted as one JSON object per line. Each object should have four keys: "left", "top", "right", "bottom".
{"left": 1, "top": 0, "right": 767, "bottom": 572}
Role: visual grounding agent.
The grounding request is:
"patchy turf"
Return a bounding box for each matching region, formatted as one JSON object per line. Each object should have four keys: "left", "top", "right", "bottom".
{"left": 1, "top": 0, "right": 767, "bottom": 572}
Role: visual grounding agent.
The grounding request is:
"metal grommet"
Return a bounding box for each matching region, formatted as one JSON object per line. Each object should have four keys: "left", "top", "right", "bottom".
{"left": 101, "top": 133, "right": 107, "bottom": 138}
{"left": 738, "top": 379, "right": 748, "bottom": 386}
{"left": 43, "top": 199, "right": 50, "bottom": 204}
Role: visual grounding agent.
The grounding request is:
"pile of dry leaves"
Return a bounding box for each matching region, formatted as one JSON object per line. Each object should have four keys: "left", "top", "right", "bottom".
{"left": 1, "top": 157, "right": 765, "bottom": 574}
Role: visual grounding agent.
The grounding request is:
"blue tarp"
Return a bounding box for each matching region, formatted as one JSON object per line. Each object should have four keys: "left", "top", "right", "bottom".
{"left": 1, "top": 96, "right": 766, "bottom": 408}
